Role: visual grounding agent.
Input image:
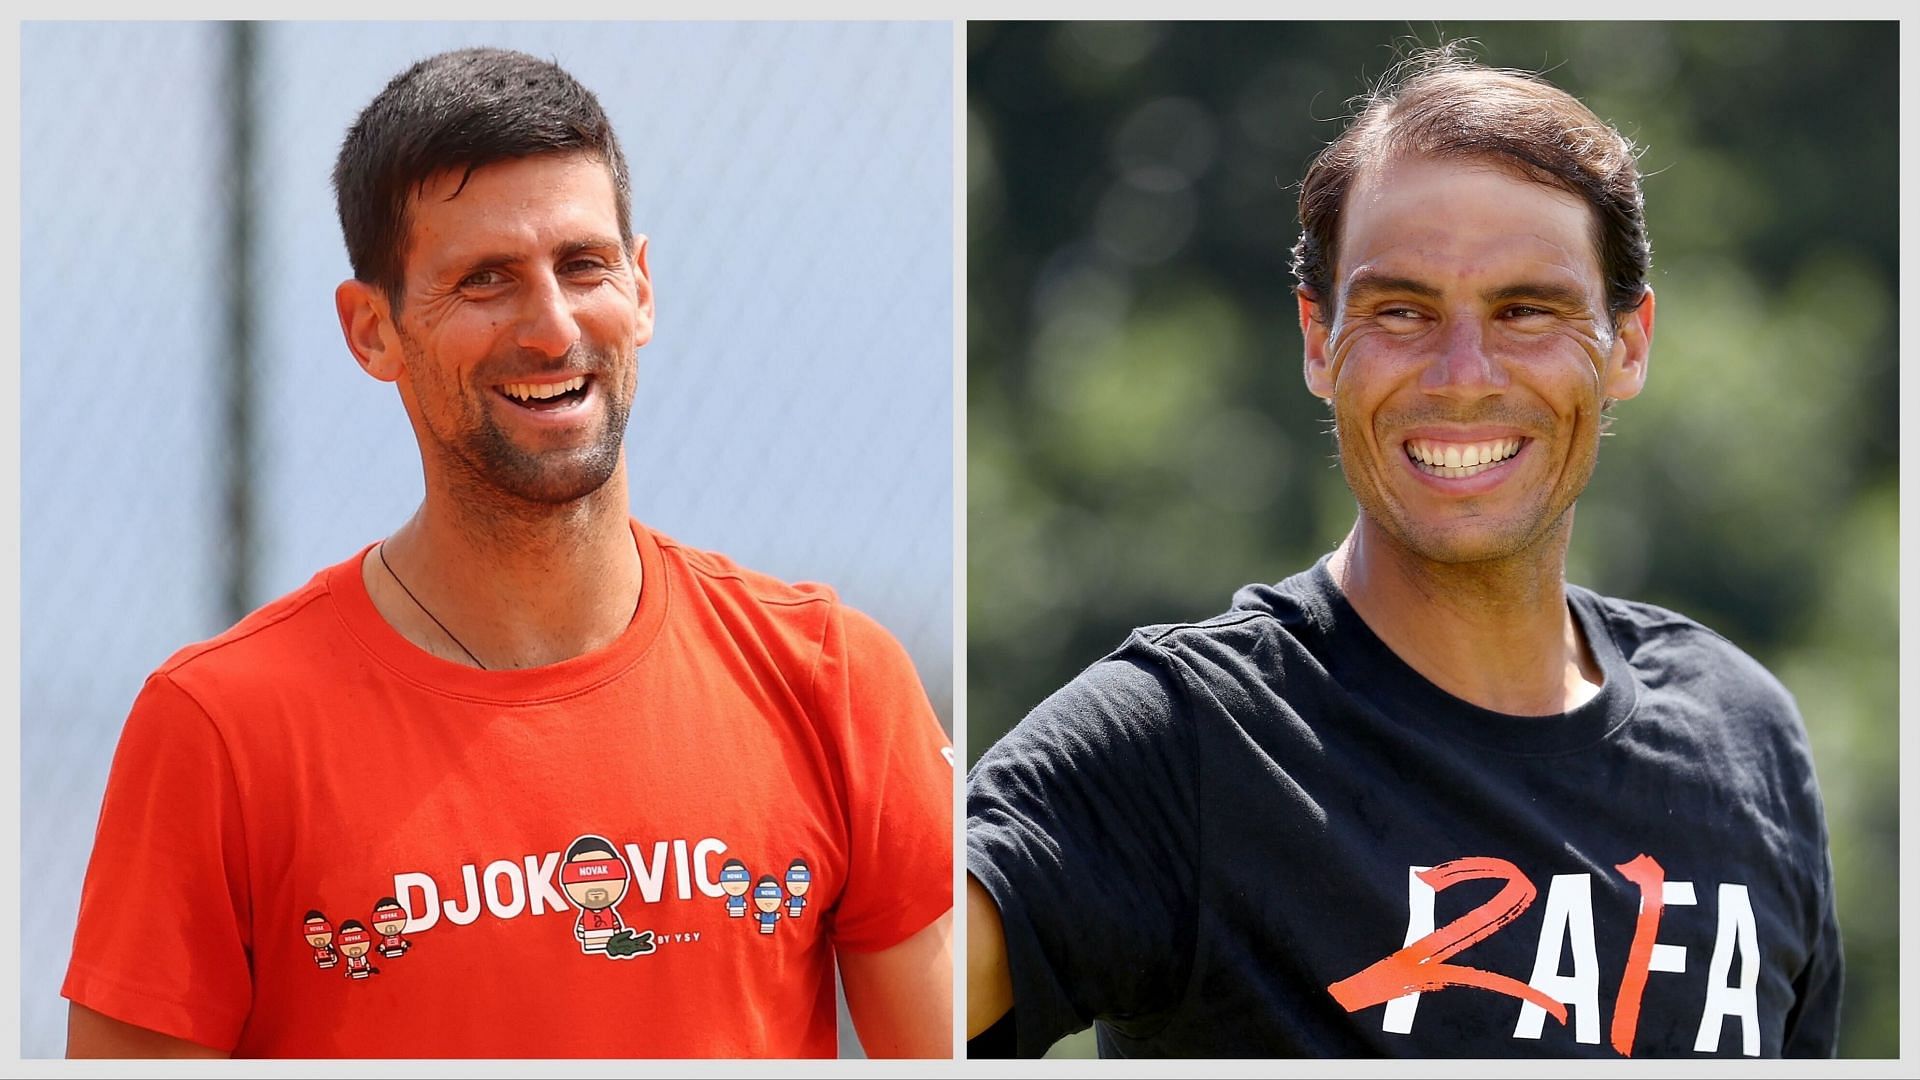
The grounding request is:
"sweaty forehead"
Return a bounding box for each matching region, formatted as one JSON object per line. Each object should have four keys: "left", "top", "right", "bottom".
{"left": 1336, "top": 154, "right": 1602, "bottom": 299}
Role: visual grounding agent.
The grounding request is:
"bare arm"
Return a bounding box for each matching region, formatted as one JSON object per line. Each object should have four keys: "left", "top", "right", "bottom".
{"left": 967, "top": 873, "right": 1013, "bottom": 1039}
{"left": 66, "top": 1003, "right": 228, "bottom": 1059}
{"left": 837, "top": 909, "right": 953, "bottom": 1058}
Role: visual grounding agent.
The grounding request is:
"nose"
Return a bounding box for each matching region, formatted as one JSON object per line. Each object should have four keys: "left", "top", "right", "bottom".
{"left": 1420, "top": 315, "right": 1508, "bottom": 399}
{"left": 515, "top": 271, "right": 582, "bottom": 358}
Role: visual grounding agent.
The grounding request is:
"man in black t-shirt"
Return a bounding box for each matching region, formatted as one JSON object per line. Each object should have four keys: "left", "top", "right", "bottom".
{"left": 966, "top": 49, "right": 1840, "bottom": 1059}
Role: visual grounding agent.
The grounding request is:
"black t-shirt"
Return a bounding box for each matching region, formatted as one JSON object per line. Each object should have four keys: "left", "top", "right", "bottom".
{"left": 967, "top": 558, "right": 1841, "bottom": 1058}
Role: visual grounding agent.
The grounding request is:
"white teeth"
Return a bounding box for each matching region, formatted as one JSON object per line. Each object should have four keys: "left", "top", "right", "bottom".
{"left": 503, "top": 375, "right": 587, "bottom": 402}
{"left": 1405, "top": 437, "right": 1523, "bottom": 476}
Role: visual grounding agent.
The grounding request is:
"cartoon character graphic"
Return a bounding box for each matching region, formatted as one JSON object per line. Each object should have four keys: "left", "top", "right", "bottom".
{"left": 560, "top": 833, "right": 657, "bottom": 958}
{"left": 302, "top": 910, "right": 339, "bottom": 969}
{"left": 784, "top": 859, "right": 811, "bottom": 919}
{"left": 336, "top": 920, "right": 379, "bottom": 980}
{"left": 719, "top": 858, "right": 752, "bottom": 918}
{"left": 371, "top": 897, "right": 412, "bottom": 959}
{"left": 752, "top": 875, "right": 783, "bottom": 936}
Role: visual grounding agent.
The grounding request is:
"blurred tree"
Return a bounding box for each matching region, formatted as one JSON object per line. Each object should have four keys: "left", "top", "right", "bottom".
{"left": 968, "top": 21, "right": 1896, "bottom": 1058}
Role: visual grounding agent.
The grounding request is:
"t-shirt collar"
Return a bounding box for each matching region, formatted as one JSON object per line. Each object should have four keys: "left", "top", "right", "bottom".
{"left": 1294, "top": 554, "right": 1640, "bottom": 756}
{"left": 326, "top": 518, "right": 669, "bottom": 703}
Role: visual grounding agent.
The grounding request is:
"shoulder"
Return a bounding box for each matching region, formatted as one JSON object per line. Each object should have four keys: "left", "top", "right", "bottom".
{"left": 148, "top": 557, "right": 350, "bottom": 708}
{"left": 655, "top": 531, "right": 840, "bottom": 614}
{"left": 1579, "top": 587, "right": 1823, "bottom": 803}
{"left": 653, "top": 531, "right": 841, "bottom": 657}
{"left": 1579, "top": 587, "right": 1801, "bottom": 723}
{"left": 648, "top": 528, "right": 920, "bottom": 699}
{"left": 980, "top": 571, "right": 1323, "bottom": 773}
{"left": 103, "top": 560, "right": 355, "bottom": 787}
{"left": 1099, "top": 567, "right": 1332, "bottom": 717}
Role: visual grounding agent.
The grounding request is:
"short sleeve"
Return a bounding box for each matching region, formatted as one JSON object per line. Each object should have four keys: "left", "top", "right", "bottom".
{"left": 1780, "top": 711, "right": 1844, "bottom": 1061}
{"left": 965, "top": 643, "right": 1199, "bottom": 1057}
{"left": 1781, "top": 847, "right": 1843, "bottom": 1057}
{"left": 1770, "top": 683, "right": 1843, "bottom": 1057}
{"left": 61, "top": 673, "right": 254, "bottom": 1051}
{"left": 815, "top": 603, "right": 954, "bottom": 953}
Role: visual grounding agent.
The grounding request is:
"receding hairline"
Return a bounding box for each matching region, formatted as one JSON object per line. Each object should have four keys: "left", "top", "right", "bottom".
{"left": 1294, "top": 48, "right": 1652, "bottom": 324}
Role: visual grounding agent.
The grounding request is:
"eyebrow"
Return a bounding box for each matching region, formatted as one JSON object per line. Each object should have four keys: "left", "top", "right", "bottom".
{"left": 1343, "top": 271, "right": 1592, "bottom": 310}
{"left": 1342, "top": 273, "right": 1441, "bottom": 305}
{"left": 1482, "top": 281, "right": 1592, "bottom": 309}
{"left": 446, "top": 237, "right": 624, "bottom": 275}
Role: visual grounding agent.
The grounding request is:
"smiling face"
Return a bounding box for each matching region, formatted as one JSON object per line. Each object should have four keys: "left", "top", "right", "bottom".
{"left": 340, "top": 152, "right": 654, "bottom": 510}
{"left": 1300, "top": 154, "right": 1652, "bottom": 567}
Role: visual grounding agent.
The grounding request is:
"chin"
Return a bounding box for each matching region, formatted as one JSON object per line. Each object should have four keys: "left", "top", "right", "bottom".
{"left": 1403, "top": 536, "right": 1528, "bottom": 566}
{"left": 1385, "top": 509, "right": 1566, "bottom": 567}
{"left": 464, "top": 432, "right": 625, "bottom": 506}
{"left": 494, "top": 465, "right": 622, "bottom": 506}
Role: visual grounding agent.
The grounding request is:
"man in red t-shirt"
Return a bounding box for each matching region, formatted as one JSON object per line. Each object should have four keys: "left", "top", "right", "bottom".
{"left": 62, "top": 47, "right": 951, "bottom": 1059}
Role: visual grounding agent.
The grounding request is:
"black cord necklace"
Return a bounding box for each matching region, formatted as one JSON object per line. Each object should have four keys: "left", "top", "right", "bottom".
{"left": 376, "top": 542, "right": 486, "bottom": 670}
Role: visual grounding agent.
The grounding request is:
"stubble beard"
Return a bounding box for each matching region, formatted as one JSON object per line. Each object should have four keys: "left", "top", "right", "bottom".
{"left": 462, "top": 394, "right": 629, "bottom": 506}
{"left": 1333, "top": 402, "right": 1592, "bottom": 571}
{"left": 406, "top": 335, "right": 635, "bottom": 513}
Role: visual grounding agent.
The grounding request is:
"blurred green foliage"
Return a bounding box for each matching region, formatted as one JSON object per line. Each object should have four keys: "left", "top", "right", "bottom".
{"left": 967, "top": 21, "right": 1896, "bottom": 1058}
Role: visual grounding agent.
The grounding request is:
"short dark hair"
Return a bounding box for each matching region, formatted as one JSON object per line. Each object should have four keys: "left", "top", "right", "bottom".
{"left": 1294, "top": 45, "right": 1650, "bottom": 323}
{"left": 333, "top": 47, "right": 633, "bottom": 308}
{"left": 565, "top": 834, "right": 620, "bottom": 862}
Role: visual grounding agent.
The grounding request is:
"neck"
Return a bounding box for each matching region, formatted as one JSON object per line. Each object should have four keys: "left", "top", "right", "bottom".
{"left": 364, "top": 463, "right": 643, "bottom": 670}
{"left": 1328, "top": 514, "right": 1600, "bottom": 716}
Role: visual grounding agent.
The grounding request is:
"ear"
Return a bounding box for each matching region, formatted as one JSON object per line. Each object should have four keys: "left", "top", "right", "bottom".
{"left": 630, "top": 234, "right": 656, "bottom": 349}
{"left": 1602, "top": 287, "right": 1655, "bottom": 402}
{"left": 1299, "top": 286, "right": 1335, "bottom": 400}
{"left": 334, "top": 279, "right": 404, "bottom": 382}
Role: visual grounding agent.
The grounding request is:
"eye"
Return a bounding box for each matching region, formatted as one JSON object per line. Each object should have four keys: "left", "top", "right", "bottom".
{"left": 460, "top": 268, "right": 506, "bottom": 289}
{"left": 1501, "top": 304, "right": 1553, "bottom": 320}
{"left": 561, "top": 256, "right": 611, "bottom": 276}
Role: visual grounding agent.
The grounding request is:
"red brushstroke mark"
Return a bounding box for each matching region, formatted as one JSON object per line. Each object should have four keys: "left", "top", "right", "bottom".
{"left": 1327, "top": 856, "right": 1568, "bottom": 1023}
{"left": 1610, "top": 853, "right": 1666, "bottom": 1057}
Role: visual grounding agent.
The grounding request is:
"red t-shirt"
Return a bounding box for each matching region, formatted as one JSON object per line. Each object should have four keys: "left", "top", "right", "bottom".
{"left": 62, "top": 522, "right": 953, "bottom": 1057}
